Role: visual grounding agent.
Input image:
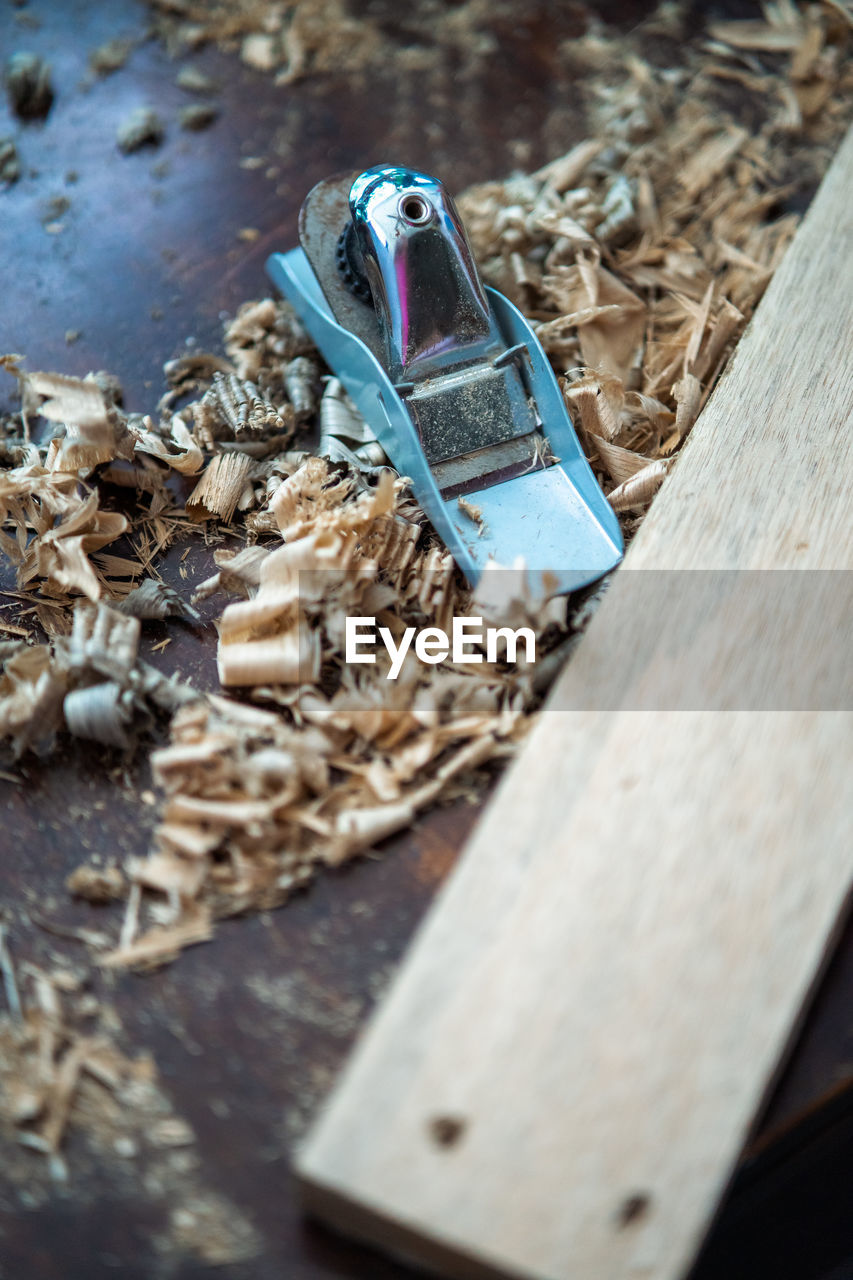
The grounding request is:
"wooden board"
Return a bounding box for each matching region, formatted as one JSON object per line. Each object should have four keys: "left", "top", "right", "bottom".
{"left": 295, "top": 125, "right": 853, "bottom": 1280}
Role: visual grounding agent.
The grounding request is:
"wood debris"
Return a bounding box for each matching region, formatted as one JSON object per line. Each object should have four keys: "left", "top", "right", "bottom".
{"left": 0, "top": 941, "right": 259, "bottom": 1263}
{"left": 117, "top": 578, "right": 200, "bottom": 623}
{"left": 2, "top": 0, "right": 851, "bottom": 969}
{"left": 116, "top": 107, "right": 164, "bottom": 154}
{"left": 455, "top": 0, "right": 852, "bottom": 523}
{"left": 0, "top": 956, "right": 160, "bottom": 1179}
{"left": 0, "top": 601, "right": 197, "bottom": 757}
{"left": 88, "top": 37, "right": 135, "bottom": 77}
{"left": 179, "top": 101, "right": 218, "bottom": 131}
{"left": 4, "top": 51, "right": 53, "bottom": 119}
{"left": 66, "top": 864, "right": 126, "bottom": 903}
{"left": 0, "top": 466, "right": 129, "bottom": 602}
{"left": 175, "top": 65, "right": 219, "bottom": 94}
{"left": 100, "top": 907, "right": 213, "bottom": 970}
{"left": 187, "top": 452, "right": 253, "bottom": 522}
{"left": 457, "top": 495, "right": 486, "bottom": 535}
{"left": 23, "top": 369, "right": 134, "bottom": 473}
{"left": 192, "top": 370, "right": 294, "bottom": 447}
{"left": 0, "top": 136, "right": 21, "bottom": 186}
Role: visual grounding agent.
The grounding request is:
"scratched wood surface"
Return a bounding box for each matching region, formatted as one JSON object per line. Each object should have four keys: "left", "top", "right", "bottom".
{"left": 1, "top": 4, "right": 853, "bottom": 1280}
{"left": 295, "top": 127, "right": 853, "bottom": 1280}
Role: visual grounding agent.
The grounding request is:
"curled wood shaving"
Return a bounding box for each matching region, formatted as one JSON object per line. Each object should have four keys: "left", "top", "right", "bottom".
{"left": 0, "top": 601, "right": 197, "bottom": 757}
{"left": 317, "top": 378, "right": 388, "bottom": 473}
{"left": 63, "top": 680, "right": 136, "bottom": 749}
{"left": 192, "top": 371, "right": 294, "bottom": 448}
{"left": 0, "top": 643, "right": 68, "bottom": 757}
{"left": 132, "top": 415, "right": 204, "bottom": 474}
{"left": 586, "top": 435, "right": 651, "bottom": 487}
{"left": 283, "top": 356, "right": 320, "bottom": 419}
{"left": 608, "top": 458, "right": 676, "bottom": 511}
{"left": 222, "top": 297, "right": 313, "bottom": 384}
{"left": 192, "top": 543, "right": 270, "bottom": 603}
{"left": 117, "top": 578, "right": 200, "bottom": 623}
{"left": 0, "top": 463, "right": 129, "bottom": 602}
{"left": 22, "top": 370, "right": 133, "bottom": 473}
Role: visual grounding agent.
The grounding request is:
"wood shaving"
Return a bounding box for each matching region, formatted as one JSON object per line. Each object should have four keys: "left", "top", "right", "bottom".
{"left": 132, "top": 414, "right": 204, "bottom": 474}
{"left": 66, "top": 865, "right": 126, "bottom": 903}
{"left": 117, "top": 578, "right": 200, "bottom": 623}
{"left": 192, "top": 370, "right": 294, "bottom": 447}
{"left": 457, "top": 495, "right": 486, "bottom": 535}
{"left": 100, "top": 908, "right": 213, "bottom": 971}
{"left": 187, "top": 452, "right": 253, "bottom": 522}
{"left": 0, "top": 601, "right": 197, "bottom": 757}
{"left": 608, "top": 457, "right": 676, "bottom": 512}
{"left": 0, "top": 466, "right": 129, "bottom": 602}
{"left": 23, "top": 369, "right": 134, "bottom": 473}
{"left": 63, "top": 679, "right": 137, "bottom": 748}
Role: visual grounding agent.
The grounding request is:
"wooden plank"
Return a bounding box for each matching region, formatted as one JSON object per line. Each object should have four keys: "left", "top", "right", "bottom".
{"left": 295, "top": 126, "right": 853, "bottom": 1280}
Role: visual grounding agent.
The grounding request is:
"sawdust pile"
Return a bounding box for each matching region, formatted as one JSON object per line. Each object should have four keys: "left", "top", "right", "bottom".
{"left": 0, "top": 929, "right": 171, "bottom": 1177}
{"left": 149, "top": 0, "right": 519, "bottom": 82}
{"left": 1, "top": 309, "right": 558, "bottom": 969}
{"left": 1, "top": 0, "right": 852, "bottom": 979}
{"left": 458, "top": 0, "right": 853, "bottom": 527}
{"left": 0, "top": 928, "right": 261, "bottom": 1260}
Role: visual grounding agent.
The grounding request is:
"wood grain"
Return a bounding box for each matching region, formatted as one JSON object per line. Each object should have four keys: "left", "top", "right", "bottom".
{"left": 295, "top": 126, "right": 853, "bottom": 1279}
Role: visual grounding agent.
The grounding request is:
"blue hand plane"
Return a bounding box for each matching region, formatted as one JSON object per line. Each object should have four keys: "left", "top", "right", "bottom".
{"left": 266, "top": 164, "right": 622, "bottom": 595}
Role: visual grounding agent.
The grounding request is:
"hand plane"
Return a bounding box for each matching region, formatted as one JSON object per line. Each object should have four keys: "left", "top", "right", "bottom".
{"left": 266, "top": 164, "right": 623, "bottom": 595}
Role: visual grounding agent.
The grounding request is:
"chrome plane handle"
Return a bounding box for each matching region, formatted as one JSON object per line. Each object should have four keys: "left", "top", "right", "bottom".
{"left": 349, "top": 165, "right": 496, "bottom": 385}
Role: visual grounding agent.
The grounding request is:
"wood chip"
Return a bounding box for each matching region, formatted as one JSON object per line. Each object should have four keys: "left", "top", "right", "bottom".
{"left": 187, "top": 453, "right": 253, "bottom": 522}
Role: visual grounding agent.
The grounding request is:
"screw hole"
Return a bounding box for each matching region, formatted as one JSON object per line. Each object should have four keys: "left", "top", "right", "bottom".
{"left": 399, "top": 194, "right": 431, "bottom": 225}
{"left": 428, "top": 1115, "right": 467, "bottom": 1148}
{"left": 616, "top": 1192, "right": 652, "bottom": 1228}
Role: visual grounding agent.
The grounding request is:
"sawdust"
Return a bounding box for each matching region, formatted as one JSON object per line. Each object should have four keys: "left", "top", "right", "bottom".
{"left": 1, "top": 0, "right": 851, "bottom": 981}
{"left": 455, "top": 0, "right": 852, "bottom": 529}
{"left": 0, "top": 934, "right": 260, "bottom": 1263}
{"left": 147, "top": 0, "right": 516, "bottom": 84}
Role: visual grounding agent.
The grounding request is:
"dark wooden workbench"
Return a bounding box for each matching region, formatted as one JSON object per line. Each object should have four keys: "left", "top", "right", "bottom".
{"left": 1, "top": 3, "right": 852, "bottom": 1278}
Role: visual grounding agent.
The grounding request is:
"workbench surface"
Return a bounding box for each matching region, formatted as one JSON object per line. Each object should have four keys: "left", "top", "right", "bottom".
{"left": 1, "top": 3, "right": 851, "bottom": 1278}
